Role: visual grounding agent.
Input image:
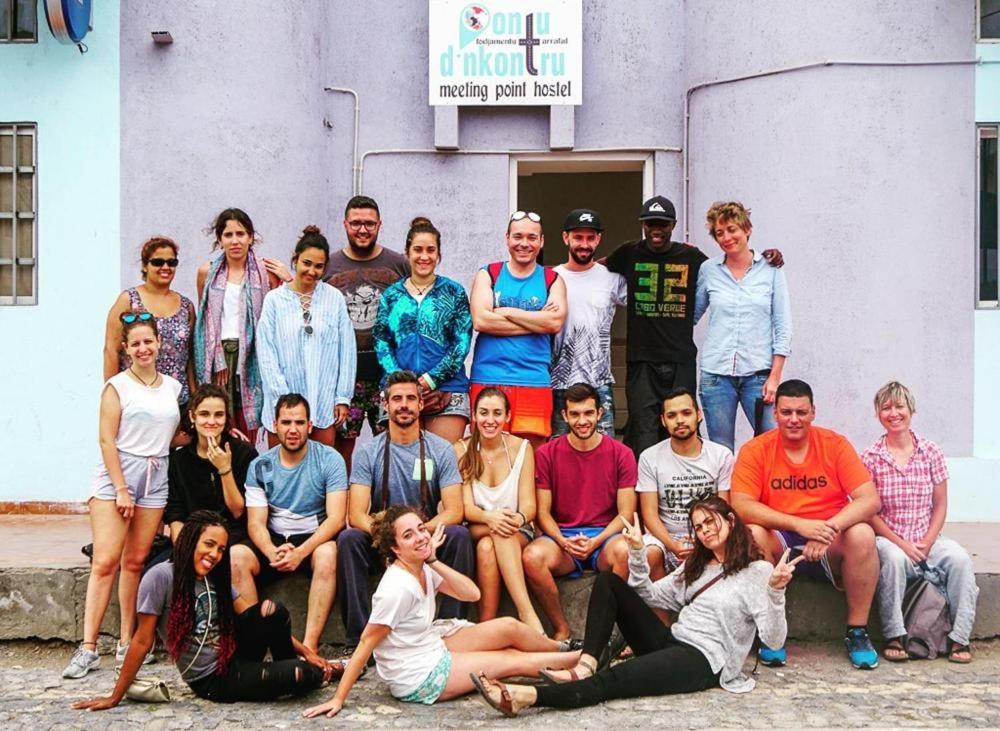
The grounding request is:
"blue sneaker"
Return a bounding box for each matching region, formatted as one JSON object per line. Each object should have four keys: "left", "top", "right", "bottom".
{"left": 845, "top": 628, "right": 879, "bottom": 669}
{"left": 758, "top": 645, "right": 787, "bottom": 667}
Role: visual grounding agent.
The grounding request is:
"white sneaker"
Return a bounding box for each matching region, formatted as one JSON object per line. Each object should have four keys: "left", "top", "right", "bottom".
{"left": 116, "top": 641, "right": 155, "bottom": 666}
{"left": 62, "top": 646, "right": 100, "bottom": 679}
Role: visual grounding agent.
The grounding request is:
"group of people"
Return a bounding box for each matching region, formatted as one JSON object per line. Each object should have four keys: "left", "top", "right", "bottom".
{"left": 66, "top": 194, "right": 978, "bottom": 717}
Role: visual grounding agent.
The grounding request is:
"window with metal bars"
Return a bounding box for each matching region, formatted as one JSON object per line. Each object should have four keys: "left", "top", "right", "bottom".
{"left": 0, "top": 124, "right": 37, "bottom": 305}
{"left": 0, "top": 0, "right": 36, "bottom": 42}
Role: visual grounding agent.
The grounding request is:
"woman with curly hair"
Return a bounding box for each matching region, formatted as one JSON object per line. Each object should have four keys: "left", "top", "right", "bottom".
{"left": 471, "top": 495, "right": 802, "bottom": 716}
{"left": 303, "top": 504, "right": 579, "bottom": 719}
{"left": 73, "top": 511, "right": 339, "bottom": 711}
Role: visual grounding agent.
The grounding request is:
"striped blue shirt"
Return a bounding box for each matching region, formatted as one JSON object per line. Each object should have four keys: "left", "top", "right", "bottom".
{"left": 694, "top": 251, "right": 792, "bottom": 376}
{"left": 256, "top": 283, "right": 357, "bottom": 431}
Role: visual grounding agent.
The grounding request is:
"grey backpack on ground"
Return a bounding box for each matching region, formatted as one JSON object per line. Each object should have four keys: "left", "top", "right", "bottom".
{"left": 902, "top": 578, "right": 951, "bottom": 659}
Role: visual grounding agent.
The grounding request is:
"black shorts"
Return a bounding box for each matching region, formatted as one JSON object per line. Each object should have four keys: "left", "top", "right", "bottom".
{"left": 243, "top": 530, "right": 317, "bottom": 586}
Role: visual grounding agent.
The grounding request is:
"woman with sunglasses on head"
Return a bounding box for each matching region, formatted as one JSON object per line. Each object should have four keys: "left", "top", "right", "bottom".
{"left": 104, "top": 236, "right": 196, "bottom": 406}
{"left": 165, "top": 384, "right": 259, "bottom": 546}
{"left": 73, "top": 510, "right": 339, "bottom": 711}
{"left": 456, "top": 387, "right": 545, "bottom": 634}
{"left": 256, "top": 226, "right": 356, "bottom": 448}
{"left": 303, "top": 505, "right": 578, "bottom": 719}
{"left": 373, "top": 216, "right": 473, "bottom": 444}
{"left": 64, "top": 315, "right": 184, "bottom": 680}
{"left": 194, "top": 209, "right": 292, "bottom": 443}
{"left": 471, "top": 495, "right": 801, "bottom": 716}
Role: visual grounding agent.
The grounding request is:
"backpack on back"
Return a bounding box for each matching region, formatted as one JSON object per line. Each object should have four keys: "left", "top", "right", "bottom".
{"left": 902, "top": 578, "right": 951, "bottom": 659}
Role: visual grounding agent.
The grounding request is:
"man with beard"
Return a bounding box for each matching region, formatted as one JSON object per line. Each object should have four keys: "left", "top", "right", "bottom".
{"left": 636, "top": 387, "right": 733, "bottom": 580}
{"left": 522, "top": 382, "right": 637, "bottom": 640}
{"left": 551, "top": 209, "right": 627, "bottom": 437}
{"left": 325, "top": 196, "right": 409, "bottom": 470}
{"left": 470, "top": 211, "right": 567, "bottom": 450}
{"left": 336, "top": 370, "right": 473, "bottom": 656}
{"left": 230, "top": 393, "right": 348, "bottom": 651}
{"left": 606, "top": 196, "right": 782, "bottom": 458}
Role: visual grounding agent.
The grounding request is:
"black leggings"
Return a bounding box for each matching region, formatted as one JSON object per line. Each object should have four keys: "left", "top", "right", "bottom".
{"left": 536, "top": 572, "right": 718, "bottom": 709}
{"left": 188, "top": 600, "right": 324, "bottom": 703}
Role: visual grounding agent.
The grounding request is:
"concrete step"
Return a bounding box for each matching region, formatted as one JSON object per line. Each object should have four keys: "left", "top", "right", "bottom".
{"left": 1, "top": 517, "right": 997, "bottom": 644}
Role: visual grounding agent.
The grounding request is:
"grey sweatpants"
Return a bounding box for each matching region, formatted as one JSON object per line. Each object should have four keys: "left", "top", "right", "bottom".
{"left": 875, "top": 535, "right": 979, "bottom": 645}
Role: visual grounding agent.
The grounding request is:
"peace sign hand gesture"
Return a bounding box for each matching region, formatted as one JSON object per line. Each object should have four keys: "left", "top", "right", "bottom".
{"left": 769, "top": 549, "right": 804, "bottom": 590}
{"left": 619, "top": 512, "right": 644, "bottom": 551}
{"left": 206, "top": 436, "right": 233, "bottom": 475}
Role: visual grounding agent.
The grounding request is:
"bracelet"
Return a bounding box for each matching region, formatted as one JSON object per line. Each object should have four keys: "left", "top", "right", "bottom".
{"left": 217, "top": 468, "right": 232, "bottom": 477}
{"left": 517, "top": 511, "right": 527, "bottom": 527}
{"left": 426, "top": 557, "right": 438, "bottom": 564}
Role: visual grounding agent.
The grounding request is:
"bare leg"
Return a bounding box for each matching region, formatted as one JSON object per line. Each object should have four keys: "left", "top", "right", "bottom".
{"left": 445, "top": 617, "right": 563, "bottom": 653}
{"left": 472, "top": 530, "right": 502, "bottom": 622}
{"left": 492, "top": 532, "right": 544, "bottom": 633}
{"left": 521, "top": 434, "right": 547, "bottom": 453}
{"left": 828, "top": 523, "right": 879, "bottom": 626}
{"left": 229, "top": 544, "right": 261, "bottom": 606}
{"left": 82, "top": 500, "right": 128, "bottom": 646}
{"left": 304, "top": 542, "right": 337, "bottom": 651}
{"left": 118, "top": 507, "right": 165, "bottom": 643}
{"left": 596, "top": 535, "right": 630, "bottom": 579}
{"left": 748, "top": 524, "right": 782, "bottom": 563}
{"left": 522, "top": 539, "right": 576, "bottom": 640}
{"left": 310, "top": 425, "right": 336, "bottom": 448}
{"left": 440, "top": 648, "right": 578, "bottom": 701}
{"left": 424, "top": 414, "right": 468, "bottom": 443}
{"left": 334, "top": 435, "right": 356, "bottom": 476}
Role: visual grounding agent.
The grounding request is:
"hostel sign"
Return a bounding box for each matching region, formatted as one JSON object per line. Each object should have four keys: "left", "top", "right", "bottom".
{"left": 429, "top": 1, "right": 582, "bottom": 106}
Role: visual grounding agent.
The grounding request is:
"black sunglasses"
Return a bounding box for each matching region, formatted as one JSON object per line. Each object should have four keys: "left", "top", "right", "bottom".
{"left": 303, "top": 309, "right": 313, "bottom": 335}
{"left": 148, "top": 257, "right": 179, "bottom": 267}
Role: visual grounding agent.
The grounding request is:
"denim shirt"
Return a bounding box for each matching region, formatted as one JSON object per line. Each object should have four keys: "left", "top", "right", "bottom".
{"left": 694, "top": 250, "right": 791, "bottom": 376}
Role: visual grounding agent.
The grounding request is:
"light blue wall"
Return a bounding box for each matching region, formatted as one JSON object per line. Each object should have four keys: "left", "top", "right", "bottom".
{"left": 976, "top": 43, "right": 1000, "bottom": 121}
{"left": 0, "top": 3, "right": 120, "bottom": 501}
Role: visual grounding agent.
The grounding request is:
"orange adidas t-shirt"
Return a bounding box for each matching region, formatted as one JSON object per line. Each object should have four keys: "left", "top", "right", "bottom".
{"left": 732, "top": 426, "right": 872, "bottom": 520}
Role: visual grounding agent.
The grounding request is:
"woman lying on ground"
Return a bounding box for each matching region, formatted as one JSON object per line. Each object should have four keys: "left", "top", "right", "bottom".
{"left": 73, "top": 510, "right": 340, "bottom": 710}
{"left": 303, "top": 505, "right": 579, "bottom": 718}
{"left": 471, "top": 495, "right": 801, "bottom": 716}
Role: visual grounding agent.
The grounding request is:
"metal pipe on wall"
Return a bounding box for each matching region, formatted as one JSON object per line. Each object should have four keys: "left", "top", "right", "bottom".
{"left": 682, "top": 58, "right": 983, "bottom": 240}
{"left": 324, "top": 86, "right": 361, "bottom": 195}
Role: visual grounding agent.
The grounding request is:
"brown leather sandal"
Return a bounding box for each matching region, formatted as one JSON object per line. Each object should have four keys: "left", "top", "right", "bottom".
{"left": 470, "top": 671, "right": 518, "bottom": 717}
{"left": 948, "top": 642, "right": 973, "bottom": 664}
{"left": 539, "top": 658, "right": 597, "bottom": 684}
{"left": 882, "top": 637, "right": 909, "bottom": 663}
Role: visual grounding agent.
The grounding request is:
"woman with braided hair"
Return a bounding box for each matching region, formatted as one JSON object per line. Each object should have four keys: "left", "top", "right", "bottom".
{"left": 73, "top": 511, "right": 341, "bottom": 711}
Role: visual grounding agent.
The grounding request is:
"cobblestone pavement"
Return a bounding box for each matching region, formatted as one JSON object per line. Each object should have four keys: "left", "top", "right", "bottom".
{"left": 2, "top": 640, "right": 999, "bottom": 729}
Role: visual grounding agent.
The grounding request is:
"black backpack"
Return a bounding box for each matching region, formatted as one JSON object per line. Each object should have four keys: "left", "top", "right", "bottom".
{"left": 902, "top": 578, "right": 951, "bottom": 659}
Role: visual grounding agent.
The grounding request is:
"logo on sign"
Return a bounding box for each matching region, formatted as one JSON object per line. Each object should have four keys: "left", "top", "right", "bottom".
{"left": 460, "top": 4, "right": 491, "bottom": 48}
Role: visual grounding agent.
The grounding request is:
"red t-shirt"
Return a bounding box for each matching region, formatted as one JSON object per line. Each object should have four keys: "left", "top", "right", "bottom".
{"left": 535, "top": 435, "right": 638, "bottom": 529}
{"left": 731, "top": 426, "right": 871, "bottom": 521}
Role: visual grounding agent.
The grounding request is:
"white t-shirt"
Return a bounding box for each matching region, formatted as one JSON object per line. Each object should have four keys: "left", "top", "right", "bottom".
{"left": 369, "top": 563, "right": 448, "bottom": 698}
{"left": 551, "top": 264, "right": 627, "bottom": 390}
{"left": 220, "top": 280, "right": 244, "bottom": 340}
{"left": 108, "top": 371, "right": 182, "bottom": 457}
{"left": 636, "top": 439, "right": 734, "bottom": 539}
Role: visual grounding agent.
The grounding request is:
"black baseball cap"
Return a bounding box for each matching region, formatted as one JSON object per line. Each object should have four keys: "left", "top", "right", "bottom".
{"left": 638, "top": 196, "right": 677, "bottom": 222}
{"left": 563, "top": 208, "right": 603, "bottom": 232}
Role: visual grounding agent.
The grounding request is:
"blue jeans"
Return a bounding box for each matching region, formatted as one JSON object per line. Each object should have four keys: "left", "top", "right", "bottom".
{"left": 698, "top": 370, "right": 774, "bottom": 454}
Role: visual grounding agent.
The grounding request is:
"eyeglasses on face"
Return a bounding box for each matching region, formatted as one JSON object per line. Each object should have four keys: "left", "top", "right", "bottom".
{"left": 121, "top": 312, "right": 155, "bottom": 324}
{"left": 346, "top": 220, "right": 379, "bottom": 231}
{"left": 509, "top": 210, "right": 541, "bottom": 223}
{"left": 147, "top": 257, "right": 179, "bottom": 267}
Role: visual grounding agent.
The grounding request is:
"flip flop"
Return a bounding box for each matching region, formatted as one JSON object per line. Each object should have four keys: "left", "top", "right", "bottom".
{"left": 470, "top": 671, "right": 517, "bottom": 717}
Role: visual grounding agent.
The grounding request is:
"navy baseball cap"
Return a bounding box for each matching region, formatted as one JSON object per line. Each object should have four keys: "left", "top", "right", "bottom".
{"left": 638, "top": 196, "right": 677, "bottom": 222}
{"left": 563, "top": 208, "right": 603, "bottom": 231}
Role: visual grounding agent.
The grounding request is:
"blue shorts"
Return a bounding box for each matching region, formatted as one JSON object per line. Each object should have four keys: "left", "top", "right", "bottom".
{"left": 774, "top": 530, "right": 841, "bottom": 589}
{"left": 399, "top": 650, "right": 451, "bottom": 705}
{"left": 543, "top": 526, "right": 613, "bottom": 578}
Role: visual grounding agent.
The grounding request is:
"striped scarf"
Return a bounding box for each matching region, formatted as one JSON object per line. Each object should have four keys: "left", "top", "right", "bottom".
{"left": 193, "top": 250, "right": 266, "bottom": 430}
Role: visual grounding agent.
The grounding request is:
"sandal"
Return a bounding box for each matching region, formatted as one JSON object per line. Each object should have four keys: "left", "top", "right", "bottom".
{"left": 470, "top": 671, "right": 518, "bottom": 717}
{"left": 882, "top": 637, "right": 909, "bottom": 663}
{"left": 539, "top": 658, "right": 596, "bottom": 684}
{"left": 948, "top": 642, "right": 973, "bottom": 664}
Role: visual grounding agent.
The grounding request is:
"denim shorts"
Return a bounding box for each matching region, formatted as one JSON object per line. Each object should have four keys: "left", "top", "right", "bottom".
{"left": 399, "top": 650, "right": 452, "bottom": 705}
{"left": 542, "top": 526, "right": 614, "bottom": 578}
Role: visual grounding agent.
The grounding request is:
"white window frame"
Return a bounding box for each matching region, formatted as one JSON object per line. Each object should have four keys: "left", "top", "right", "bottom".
{"left": 0, "top": 0, "right": 38, "bottom": 43}
{"left": 978, "top": 124, "right": 999, "bottom": 309}
{"left": 980, "top": 0, "right": 1000, "bottom": 42}
{"left": 0, "top": 123, "right": 37, "bottom": 305}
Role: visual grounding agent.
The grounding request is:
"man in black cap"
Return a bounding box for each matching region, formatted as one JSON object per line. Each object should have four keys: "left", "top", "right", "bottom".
{"left": 551, "top": 208, "right": 627, "bottom": 436}
{"left": 606, "top": 196, "right": 780, "bottom": 457}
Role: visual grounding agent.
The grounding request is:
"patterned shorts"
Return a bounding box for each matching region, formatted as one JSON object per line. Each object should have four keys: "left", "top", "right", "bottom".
{"left": 551, "top": 383, "right": 617, "bottom": 437}
{"left": 398, "top": 650, "right": 452, "bottom": 705}
{"left": 338, "top": 379, "right": 385, "bottom": 439}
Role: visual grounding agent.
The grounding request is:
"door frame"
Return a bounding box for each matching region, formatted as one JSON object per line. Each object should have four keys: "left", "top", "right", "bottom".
{"left": 508, "top": 152, "right": 654, "bottom": 213}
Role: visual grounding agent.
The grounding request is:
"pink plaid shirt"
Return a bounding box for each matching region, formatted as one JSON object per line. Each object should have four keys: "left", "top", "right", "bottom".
{"left": 861, "top": 431, "right": 948, "bottom": 543}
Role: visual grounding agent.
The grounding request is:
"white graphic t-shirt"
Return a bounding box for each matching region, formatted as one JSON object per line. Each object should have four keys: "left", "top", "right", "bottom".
{"left": 636, "top": 439, "right": 734, "bottom": 539}
{"left": 551, "top": 264, "right": 627, "bottom": 390}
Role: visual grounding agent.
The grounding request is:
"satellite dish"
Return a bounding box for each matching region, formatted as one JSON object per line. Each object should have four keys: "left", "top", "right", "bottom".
{"left": 44, "top": 0, "right": 93, "bottom": 45}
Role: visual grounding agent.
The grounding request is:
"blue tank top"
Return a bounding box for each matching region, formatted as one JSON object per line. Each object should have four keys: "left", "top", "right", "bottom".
{"left": 471, "top": 263, "right": 552, "bottom": 387}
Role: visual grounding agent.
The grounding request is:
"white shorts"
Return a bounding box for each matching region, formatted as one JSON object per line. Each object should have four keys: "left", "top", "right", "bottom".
{"left": 89, "top": 451, "right": 169, "bottom": 509}
{"left": 642, "top": 533, "right": 683, "bottom": 572}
